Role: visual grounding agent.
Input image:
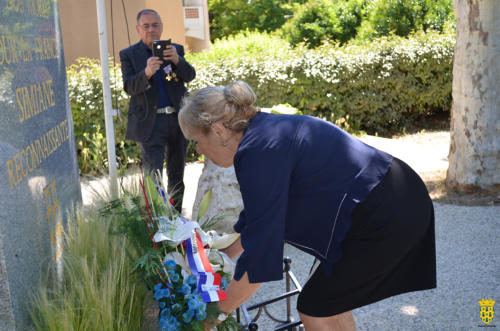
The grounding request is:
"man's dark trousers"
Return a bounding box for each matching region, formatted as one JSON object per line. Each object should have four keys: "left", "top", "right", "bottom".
{"left": 141, "top": 112, "right": 188, "bottom": 213}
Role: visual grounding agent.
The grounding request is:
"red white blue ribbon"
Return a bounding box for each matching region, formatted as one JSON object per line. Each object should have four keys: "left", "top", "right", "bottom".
{"left": 182, "top": 217, "right": 226, "bottom": 302}
{"left": 153, "top": 180, "right": 226, "bottom": 303}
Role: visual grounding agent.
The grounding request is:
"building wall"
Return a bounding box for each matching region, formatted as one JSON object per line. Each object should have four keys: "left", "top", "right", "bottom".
{"left": 59, "top": 0, "right": 193, "bottom": 65}
{"left": 184, "top": 0, "right": 211, "bottom": 52}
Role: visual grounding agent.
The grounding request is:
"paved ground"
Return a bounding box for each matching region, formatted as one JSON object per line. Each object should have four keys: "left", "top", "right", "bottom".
{"left": 82, "top": 132, "right": 500, "bottom": 330}
{"left": 246, "top": 203, "right": 499, "bottom": 331}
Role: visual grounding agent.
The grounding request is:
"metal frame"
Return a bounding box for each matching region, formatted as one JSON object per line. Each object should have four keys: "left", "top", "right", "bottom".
{"left": 236, "top": 257, "right": 304, "bottom": 331}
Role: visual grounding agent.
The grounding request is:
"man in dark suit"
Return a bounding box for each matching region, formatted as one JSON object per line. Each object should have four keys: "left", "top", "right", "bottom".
{"left": 120, "top": 9, "right": 196, "bottom": 213}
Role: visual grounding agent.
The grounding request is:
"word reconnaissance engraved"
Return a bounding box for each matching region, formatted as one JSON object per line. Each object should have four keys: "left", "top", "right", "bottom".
{"left": 43, "top": 180, "right": 63, "bottom": 261}
{"left": 5, "top": 120, "right": 70, "bottom": 189}
{"left": 5, "top": 0, "right": 51, "bottom": 18}
{"left": 479, "top": 299, "right": 496, "bottom": 325}
{"left": 16, "top": 79, "right": 55, "bottom": 123}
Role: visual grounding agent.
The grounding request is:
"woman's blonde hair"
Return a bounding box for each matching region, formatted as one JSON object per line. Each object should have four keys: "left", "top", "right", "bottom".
{"left": 179, "top": 81, "right": 260, "bottom": 135}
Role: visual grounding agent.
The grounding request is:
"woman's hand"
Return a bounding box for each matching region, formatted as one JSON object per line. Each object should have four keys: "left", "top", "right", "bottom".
{"left": 203, "top": 272, "right": 262, "bottom": 330}
{"left": 219, "top": 237, "right": 243, "bottom": 259}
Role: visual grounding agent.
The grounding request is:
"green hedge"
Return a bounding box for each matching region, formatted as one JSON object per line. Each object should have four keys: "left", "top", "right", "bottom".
{"left": 186, "top": 30, "right": 454, "bottom": 132}
{"left": 67, "top": 58, "right": 138, "bottom": 175}
{"left": 69, "top": 31, "right": 454, "bottom": 174}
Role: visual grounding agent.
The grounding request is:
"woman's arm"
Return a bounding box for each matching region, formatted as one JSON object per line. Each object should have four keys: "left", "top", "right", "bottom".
{"left": 219, "top": 272, "right": 261, "bottom": 313}
{"left": 205, "top": 272, "right": 261, "bottom": 330}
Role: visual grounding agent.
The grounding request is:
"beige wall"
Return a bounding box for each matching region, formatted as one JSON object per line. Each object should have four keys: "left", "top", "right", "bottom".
{"left": 59, "top": 0, "right": 190, "bottom": 65}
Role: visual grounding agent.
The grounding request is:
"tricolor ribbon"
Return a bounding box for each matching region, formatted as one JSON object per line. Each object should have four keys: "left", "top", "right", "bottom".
{"left": 153, "top": 179, "right": 226, "bottom": 303}
{"left": 183, "top": 216, "right": 226, "bottom": 302}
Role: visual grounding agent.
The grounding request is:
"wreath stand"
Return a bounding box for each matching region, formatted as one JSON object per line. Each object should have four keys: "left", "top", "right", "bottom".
{"left": 236, "top": 257, "right": 305, "bottom": 331}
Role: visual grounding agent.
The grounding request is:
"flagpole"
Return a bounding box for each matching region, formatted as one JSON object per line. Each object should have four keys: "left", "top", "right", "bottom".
{"left": 96, "top": 0, "right": 118, "bottom": 199}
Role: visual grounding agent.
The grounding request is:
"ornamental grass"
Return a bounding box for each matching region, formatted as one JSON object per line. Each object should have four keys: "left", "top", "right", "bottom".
{"left": 29, "top": 206, "right": 146, "bottom": 330}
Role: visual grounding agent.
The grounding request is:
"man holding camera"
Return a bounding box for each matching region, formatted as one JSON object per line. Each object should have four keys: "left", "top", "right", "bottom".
{"left": 120, "top": 9, "right": 196, "bottom": 213}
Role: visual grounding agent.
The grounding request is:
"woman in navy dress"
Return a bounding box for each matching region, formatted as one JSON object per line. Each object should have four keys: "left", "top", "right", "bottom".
{"left": 179, "top": 81, "right": 436, "bottom": 330}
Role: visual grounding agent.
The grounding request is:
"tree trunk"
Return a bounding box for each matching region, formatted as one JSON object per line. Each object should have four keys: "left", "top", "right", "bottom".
{"left": 447, "top": 0, "right": 500, "bottom": 191}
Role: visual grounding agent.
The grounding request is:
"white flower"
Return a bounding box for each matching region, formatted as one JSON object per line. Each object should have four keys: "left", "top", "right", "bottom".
{"left": 153, "top": 216, "right": 199, "bottom": 246}
{"left": 208, "top": 250, "right": 235, "bottom": 276}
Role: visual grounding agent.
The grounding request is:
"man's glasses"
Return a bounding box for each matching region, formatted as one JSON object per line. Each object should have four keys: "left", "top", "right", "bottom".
{"left": 139, "top": 23, "right": 161, "bottom": 30}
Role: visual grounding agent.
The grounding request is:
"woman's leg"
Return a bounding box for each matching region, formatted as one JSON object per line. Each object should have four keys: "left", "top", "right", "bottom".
{"left": 299, "top": 311, "right": 356, "bottom": 331}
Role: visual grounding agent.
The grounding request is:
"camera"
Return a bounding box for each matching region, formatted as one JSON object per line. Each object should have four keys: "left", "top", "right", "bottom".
{"left": 152, "top": 39, "right": 171, "bottom": 64}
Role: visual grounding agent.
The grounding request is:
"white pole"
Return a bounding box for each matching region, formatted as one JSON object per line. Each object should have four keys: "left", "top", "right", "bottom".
{"left": 96, "top": 0, "right": 118, "bottom": 199}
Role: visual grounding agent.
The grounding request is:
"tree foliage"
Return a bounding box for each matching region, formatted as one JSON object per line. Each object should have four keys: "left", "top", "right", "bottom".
{"left": 357, "top": 0, "right": 454, "bottom": 40}
{"left": 208, "top": 0, "right": 455, "bottom": 48}
{"left": 207, "top": 0, "right": 304, "bottom": 41}
{"left": 280, "top": 0, "right": 368, "bottom": 48}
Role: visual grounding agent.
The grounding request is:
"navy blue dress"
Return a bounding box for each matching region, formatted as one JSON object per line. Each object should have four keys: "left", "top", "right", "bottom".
{"left": 232, "top": 112, "right": 436, "bottom": 316}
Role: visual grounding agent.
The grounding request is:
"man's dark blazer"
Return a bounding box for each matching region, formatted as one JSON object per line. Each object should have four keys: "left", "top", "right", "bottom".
{"left": 119, "top": 41, "right": 196, "bottom": 143}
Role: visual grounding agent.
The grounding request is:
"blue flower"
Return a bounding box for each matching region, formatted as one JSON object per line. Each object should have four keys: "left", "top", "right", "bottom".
{"left": 182, "top": 309, "right": 194, "bottom": 323}
{"left": 154, "top": 282, "right": 163, "bottom": 291}
{"left": 197, "top": 301, "right": 207, "bottom": 312}
{"left": 164, "top": 259, "right": 177, "bottom": 270}
{"left": 196, "top": 309, "right": 207, "bottom": 321}
{"left": 170, "top": 273, "right": 180, "bottom": 283}
{"left": 154, "top": 288, "right": 171, "bottom": 301}
{"left": 167, "top": 269, "right": 180, "bottom": 283}
{"left": 159, "top": 314, "right": 179, "bottom": 331}
{"left": 184, "top": 275, "right": 197, "bottom": 287}
{"left": 160, "top": 307, "right": 171, "bottom": 318}
{"left": 159, "top": 316, "right": 168, "bottom": 329}
{"left": 181, "top": 284, "right": 191, "bottom": 295}
{"left": 171, "top": 303, "right": 183, "bottom": 314}
{"left": 188, "top": 298, "right": 199, "bottom": 310}
{"left": 159, "top": 301, "right": 166, "bottom": 309}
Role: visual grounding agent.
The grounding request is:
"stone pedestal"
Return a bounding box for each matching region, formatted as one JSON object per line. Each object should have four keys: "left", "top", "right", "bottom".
{"left": 191, "top": 159, "right": 243, "bottom": 233}
{"left": 0, "top": 3, "right": 81, "bottom": 329}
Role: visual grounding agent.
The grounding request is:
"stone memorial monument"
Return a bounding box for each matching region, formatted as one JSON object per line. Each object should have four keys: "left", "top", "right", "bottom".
{"left": 0, "top": 0, "right": 81, "bottom": 329}
{"left": 192, "top": 159, "right": 243, "bottom": 233}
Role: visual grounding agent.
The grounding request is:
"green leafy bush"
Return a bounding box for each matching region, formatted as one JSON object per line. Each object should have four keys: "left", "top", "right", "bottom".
{"left": 67, "top": 57, "right": 139, "bottom": 175}
{"left": 280, "top": 0, "right": 368, "bottom": 48}
{"left": 208, "top": 0, "right": 299, "bottom": 41}
{"left": 278, "top": 0, "right": 453, "bottom": 48}
{"left": 186, "top": 31, "right": 454, "bottom": 134}
{"left": 356, "top": 0, "right": 454, "bottom": 40}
